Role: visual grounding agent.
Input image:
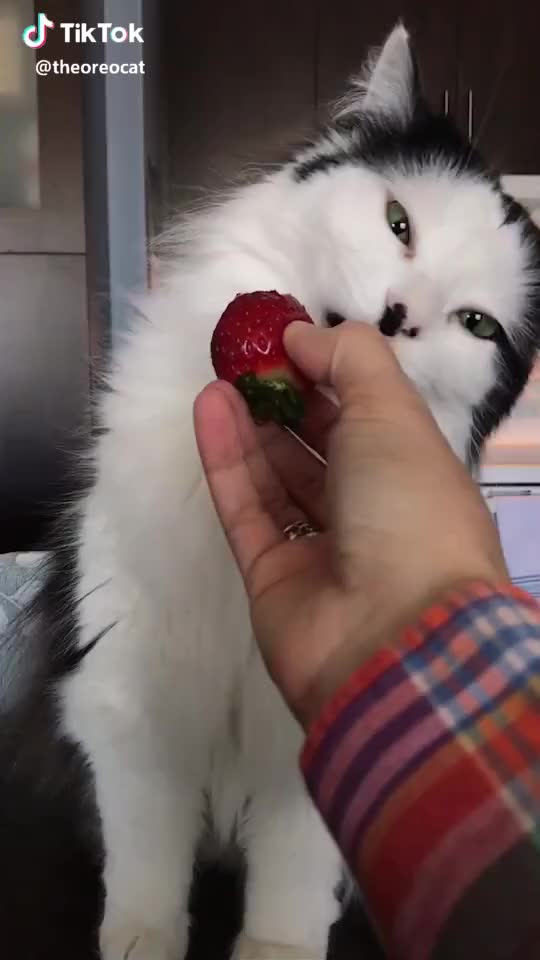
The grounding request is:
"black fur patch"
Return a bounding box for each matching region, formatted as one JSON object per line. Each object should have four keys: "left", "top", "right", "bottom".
{"left": 0, "top": 677, "right": 104, "bottom": 958}
{"left": 469, "top": 204, "right": 540, "bottom": 463}
{"left": 294, "top": 99, "right": 490, "bottom": 185}
{"left": 294, "top": 98, "right": 540, "bottom": 463}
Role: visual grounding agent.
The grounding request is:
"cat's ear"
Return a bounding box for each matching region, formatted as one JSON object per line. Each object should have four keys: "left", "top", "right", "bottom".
{"left": 336, "top": 24, "right": 421, "bottom": 126}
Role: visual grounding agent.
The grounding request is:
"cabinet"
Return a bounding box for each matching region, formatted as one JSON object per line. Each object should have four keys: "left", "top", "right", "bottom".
{"left": 317, "top": 1, "right": 540, "bottom": 175}
{"left": 165, "top": 0, "right": 318, "bottom": 210}
{"left": 165, "top": 2, "right": 540, "bottom": 198}
{"left": 457, "top": 2, "right": 540, "bottom": 175}
{"left": 318, "top": 1, "right": 457, "bottom": 121}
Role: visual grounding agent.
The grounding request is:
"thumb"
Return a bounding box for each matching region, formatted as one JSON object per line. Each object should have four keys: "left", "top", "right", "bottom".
{"left": 284, "top": 320, "right": 410, "bottom": 407}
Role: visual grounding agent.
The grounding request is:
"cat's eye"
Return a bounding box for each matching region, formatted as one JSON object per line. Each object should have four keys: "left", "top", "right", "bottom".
{"left": 454, "top": 309, "right": 501, "bottom": 340}
{"left": 386, "top": 200, "right": 410, "bottom": 247}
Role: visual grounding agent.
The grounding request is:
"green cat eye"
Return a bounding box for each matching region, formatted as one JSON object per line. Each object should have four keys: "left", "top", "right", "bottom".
{"left": 386, "top": 200, "right": 410, "bottom": 246}
{"left": 454, "top": 309, "right": 500, "bottom": 340}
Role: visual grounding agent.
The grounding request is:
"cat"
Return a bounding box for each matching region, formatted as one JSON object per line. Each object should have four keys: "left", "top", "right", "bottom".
{"left": 19, "top": 22, "right": 540, "bottom": 960}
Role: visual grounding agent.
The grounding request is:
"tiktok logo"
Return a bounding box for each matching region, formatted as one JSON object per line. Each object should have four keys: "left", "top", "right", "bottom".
{"left": 22, "top": 12, "right": 55, "bottom": 49}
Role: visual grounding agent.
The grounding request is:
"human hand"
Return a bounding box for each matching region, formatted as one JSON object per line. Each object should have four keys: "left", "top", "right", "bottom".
{"left": 194, "top": 322, "right": 508, "bottom": 728}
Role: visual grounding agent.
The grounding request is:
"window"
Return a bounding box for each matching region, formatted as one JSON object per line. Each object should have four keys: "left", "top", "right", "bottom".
{"left": 0, "top": 0, "right": 40, "bottom": 207}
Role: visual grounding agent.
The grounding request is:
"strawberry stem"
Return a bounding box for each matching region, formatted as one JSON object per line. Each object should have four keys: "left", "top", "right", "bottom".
{"left": 235, "top": 372, "right": 305, "bottom": 427}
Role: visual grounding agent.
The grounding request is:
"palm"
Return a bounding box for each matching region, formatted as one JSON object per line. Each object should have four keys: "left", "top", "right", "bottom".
{"left": 194, "top": 382, "right": 346, "bottom": 711}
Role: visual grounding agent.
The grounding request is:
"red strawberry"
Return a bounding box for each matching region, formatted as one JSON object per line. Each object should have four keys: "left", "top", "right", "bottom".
{"left": 211, "top": 291, "right": 314, "bottom": 426}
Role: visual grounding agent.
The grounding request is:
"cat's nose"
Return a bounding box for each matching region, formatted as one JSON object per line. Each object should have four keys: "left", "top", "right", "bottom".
{"left": 325, "top": 311, "right": 346, "bottom": 328}
{"left": 378, "top": 302, "right": 407, "bottom": 337}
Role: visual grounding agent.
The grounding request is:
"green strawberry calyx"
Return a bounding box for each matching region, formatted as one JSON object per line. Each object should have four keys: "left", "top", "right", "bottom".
{"left": 235, "top": 371, "right": 305, "bottom": 427}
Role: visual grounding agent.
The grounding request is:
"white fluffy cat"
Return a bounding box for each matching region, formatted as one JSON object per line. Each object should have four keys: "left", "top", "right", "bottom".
{"left": 54, "top": 24, "right": 540, "bottom": 960}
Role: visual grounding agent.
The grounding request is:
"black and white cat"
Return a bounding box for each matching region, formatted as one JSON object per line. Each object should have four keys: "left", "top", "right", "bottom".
{"left": 29, "top": 24, "right": 540, "bottom": 960}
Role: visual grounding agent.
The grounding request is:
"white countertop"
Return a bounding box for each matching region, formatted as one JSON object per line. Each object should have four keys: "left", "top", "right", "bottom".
{"left": 503, "top": 175, "right": 540, "bottom": 205}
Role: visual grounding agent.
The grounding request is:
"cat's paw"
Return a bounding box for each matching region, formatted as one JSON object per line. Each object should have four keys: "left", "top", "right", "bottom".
{"left": 100, "top": 925, "right": 185, "bottom": 960}
{"left": 233, "top": 934, "right": 323, "bottom": 960}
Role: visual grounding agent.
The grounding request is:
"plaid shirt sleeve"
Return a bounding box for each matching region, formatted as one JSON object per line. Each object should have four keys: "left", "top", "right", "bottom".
{"left": 301, "top": 583, "right": 540, "bottom": 960}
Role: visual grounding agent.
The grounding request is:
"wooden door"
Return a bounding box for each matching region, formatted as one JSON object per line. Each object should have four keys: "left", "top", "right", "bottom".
{"left": 457, "top": 1, "right": 540, "bottom": 173}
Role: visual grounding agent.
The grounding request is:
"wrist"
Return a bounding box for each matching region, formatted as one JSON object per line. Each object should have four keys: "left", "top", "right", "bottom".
{"left": 294, "top": 637, "right": 376, "bottom": 729}
{"left": 294, "top": 572, "right": 510, "bottom": 730}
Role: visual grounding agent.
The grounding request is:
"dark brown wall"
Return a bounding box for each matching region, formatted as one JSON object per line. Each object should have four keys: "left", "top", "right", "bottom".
{"left": 162, "top": 1, "right": 461, "bottom": 214}
{"left": 163, "top": 0, "right": 319, "bottom": 211}
{"left": 162, "top": 1, "right": 540, "bottom": 209}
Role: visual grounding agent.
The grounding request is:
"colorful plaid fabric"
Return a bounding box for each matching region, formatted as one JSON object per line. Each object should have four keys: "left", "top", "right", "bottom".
{"left": 301, "top": 583, "right": 540, "bottom": 960}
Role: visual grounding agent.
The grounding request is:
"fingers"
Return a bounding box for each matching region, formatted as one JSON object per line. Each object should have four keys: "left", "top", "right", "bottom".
{"left": 258, "top": 423, "right": 328, "bottom": 526}
{"left": 294, "top": 388, "right": 338, "bottom": 459}
{"left": 193, "top": 381, "right": 310, "bottom": 583}
{"left": 285, "top": 321, "right": 415, "bottom": 411}
{"left": 219, "top": 382, "right": 313, "bottom": 531}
